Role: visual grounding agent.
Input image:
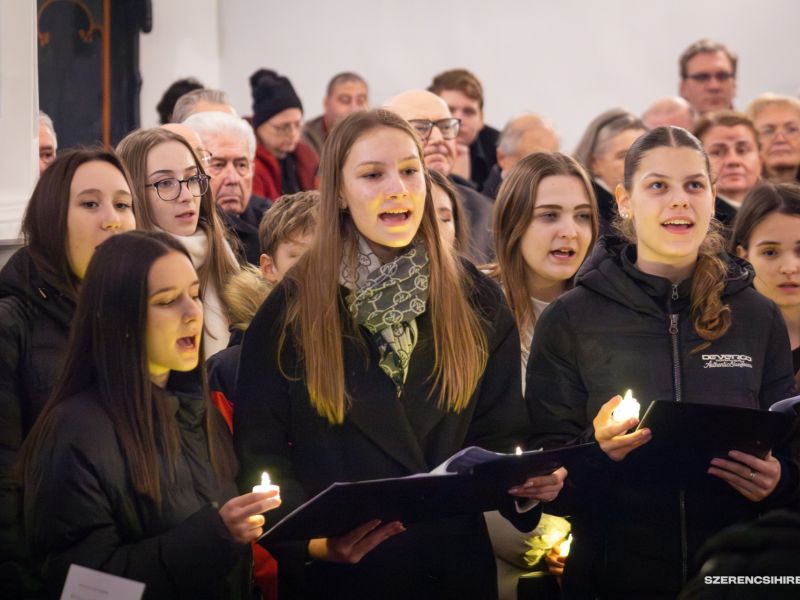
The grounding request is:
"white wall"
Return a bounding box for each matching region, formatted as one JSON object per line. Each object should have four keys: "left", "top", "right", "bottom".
{"left": 139, "top": 0, "right": 221, "bottom": 128}
{"left": 0, "top": 0, "right": 38, "bottom": 249}
{"left": 138, "top": 0, "right": 800, "bottom": 151}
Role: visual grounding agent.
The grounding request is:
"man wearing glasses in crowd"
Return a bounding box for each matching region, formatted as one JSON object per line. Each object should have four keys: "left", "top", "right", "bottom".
{"left": 249, "top": 69, "right": 319, "bottom": 200}
{"left": 679, "top": 38, "right": 738, "bottom": 115}
{"left": 384, "top": 89, "right": 493, "bottom": 262}
{"left": 184, "top": 111, "right": 271, "bottom": 265}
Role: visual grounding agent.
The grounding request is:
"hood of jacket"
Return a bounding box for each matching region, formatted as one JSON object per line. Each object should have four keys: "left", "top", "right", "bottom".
{"left": 574, "top": 235, "right": 754, "bottom": 319}
{"left": 0, "top": 247, "right": 75, "bottom": 330}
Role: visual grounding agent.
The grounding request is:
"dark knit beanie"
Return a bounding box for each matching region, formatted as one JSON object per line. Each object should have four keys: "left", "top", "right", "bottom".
{"left": 250, "top": 69, "right": 303, "bottom": 130}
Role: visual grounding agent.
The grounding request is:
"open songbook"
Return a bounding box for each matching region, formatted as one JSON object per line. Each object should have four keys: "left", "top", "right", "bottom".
{"left": 633, "top": 400, "right": 795, "bottom": 477}
{"left": 258, "top": 442, "right": 596, "bottom": 544}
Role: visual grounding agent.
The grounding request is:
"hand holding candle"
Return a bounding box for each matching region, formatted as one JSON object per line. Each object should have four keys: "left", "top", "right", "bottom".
{"left": 611, "top": 389, "right": 640, "bottom": 423}
{"left": 219, "top": 472, "right": 281, "bottom": 544}
{"left": 253, "top": 471, "right": 280, "bottom": 495}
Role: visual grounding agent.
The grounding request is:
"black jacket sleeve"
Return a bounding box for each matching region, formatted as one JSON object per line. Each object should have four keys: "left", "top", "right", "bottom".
{"left": 233, "top": 283, "right": 310, "bottom": 565}
{"left": 24, "top": 405, "right": 245, "bottom": 599}
{"left": 0, "top": 297, "right": 27, "bottom": 566}
{"left": 464, "top": 283, "right": 542, "bottom": 531}
{"left": 757, "top": 303, "right": 800, "bottom": 509}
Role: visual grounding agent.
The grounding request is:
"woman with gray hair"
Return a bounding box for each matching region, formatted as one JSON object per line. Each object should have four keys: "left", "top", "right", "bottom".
{"left": 573, "top": 108, "right": 647, "bottom": 235}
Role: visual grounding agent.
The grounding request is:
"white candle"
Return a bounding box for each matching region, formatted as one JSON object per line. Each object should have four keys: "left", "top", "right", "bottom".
{"left": 611, "top": 389, "right": 640, "bottom": 423}
{"left": 252, "top": 471, "right": 279, "bottom": 494}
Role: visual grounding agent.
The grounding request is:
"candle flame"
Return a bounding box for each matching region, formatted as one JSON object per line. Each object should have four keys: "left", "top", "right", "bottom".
{"left": 623, "top": 389, "right": 633, "bottom": 403}
{"left": 260, "top": 471, "right": 271, "bottom": 487}
{"left": 559, "top": 534, "right": 573, "bottom": 557}
{"left": 515, "top": 446, "right": 523, "bottom": 456}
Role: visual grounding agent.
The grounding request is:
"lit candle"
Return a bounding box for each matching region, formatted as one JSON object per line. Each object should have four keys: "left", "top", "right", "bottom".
{"left": 515, "top": 446, "right": 523, "bottom": 456}
{"left": 558, "top": 534, "right": 573, "bottom": 557}
{"left": 611, "top": 389, "right": 640, "bottom": 423}
{"left": 252, "top": 471, "right": 279, "bottom": 494}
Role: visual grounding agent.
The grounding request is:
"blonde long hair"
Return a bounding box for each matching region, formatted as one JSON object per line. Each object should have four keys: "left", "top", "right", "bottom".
{"left": 281, "top": 109, "right": 488, "bottom": 424}
{"left": 490, "top": 152, "right": 599, "bottom": 334}
{"left": 117, "top": 128, "right": 239, "bottom": 305}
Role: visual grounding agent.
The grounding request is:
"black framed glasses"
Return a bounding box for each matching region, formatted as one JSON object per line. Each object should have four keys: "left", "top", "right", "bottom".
{"left": 685, "top": 71, "right": 734, "bottom": 83}
{"left": 408, "top": 118, "right": 461, "bottom": 141}
{"left": 145, "top": 173, "right": 211, "bottom": 202}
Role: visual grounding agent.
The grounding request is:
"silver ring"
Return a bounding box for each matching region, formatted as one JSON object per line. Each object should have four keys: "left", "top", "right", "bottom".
{"left": 749, "top": 470, "right": 756, "bottom": 480}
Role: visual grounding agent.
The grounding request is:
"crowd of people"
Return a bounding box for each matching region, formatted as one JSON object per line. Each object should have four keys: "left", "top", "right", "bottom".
{"left": 2, "top": 36, "right": 799, "bottom": 600}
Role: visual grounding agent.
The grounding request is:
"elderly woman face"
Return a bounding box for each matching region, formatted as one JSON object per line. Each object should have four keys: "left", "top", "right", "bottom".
{"left": 591, "top": 128, "right": 645, "bottom": 189}
{"left": 753, "top": 104, "right": 800, "bottom": 175}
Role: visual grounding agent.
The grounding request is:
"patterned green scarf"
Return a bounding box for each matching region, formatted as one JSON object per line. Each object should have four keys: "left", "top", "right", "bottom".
{"left": 342, "top": 236, "right": 430, "bottom": 395}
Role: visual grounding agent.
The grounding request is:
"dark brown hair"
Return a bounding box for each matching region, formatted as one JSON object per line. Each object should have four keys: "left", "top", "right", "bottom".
{"left": 679, "top": 38, "right": 738, "bottom": 79}
{"left": 429, "top": 169, "right": 471, "bottom": 254}
{"left": 22, "top": 231, "right": 235, "bottom": 506}
{"left": 21, "top": 147, "right": 134, "bottom": 301}
{"left": 694, "top": 110, "right": 760, "bottom": 150}
{"left": 428, "top": 68, "right": 485, "bottom": 109}
{"left": 621, "top": 126, "right": 731, "bottom": 349}
{"left": 730, "top": 182, "right": 800, "bottom": 252}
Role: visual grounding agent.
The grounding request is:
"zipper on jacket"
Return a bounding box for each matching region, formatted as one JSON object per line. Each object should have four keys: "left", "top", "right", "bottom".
{"left": 671, "top": 284, "right": 679, "bottom": 301}
{"left": 668, "top": 312, "right": 688, "bottom": 584}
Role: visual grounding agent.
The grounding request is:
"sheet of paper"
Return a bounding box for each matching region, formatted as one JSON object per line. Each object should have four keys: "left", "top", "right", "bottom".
{"left": 60, "top": 564, "right": 145, "bottom": 600}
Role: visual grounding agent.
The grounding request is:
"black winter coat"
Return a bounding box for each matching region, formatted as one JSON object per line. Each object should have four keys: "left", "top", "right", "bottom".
{"left": 234, "top": 262, "right": 540, "bottom": 600}
{"left": 526, "top": 238, "right": 799, "bottom": 600}
{"left": 23, "top": 381, "right": 249, "bottom": 599}
{"left": 0, "top": 248, "right": 75, "bottom": 593}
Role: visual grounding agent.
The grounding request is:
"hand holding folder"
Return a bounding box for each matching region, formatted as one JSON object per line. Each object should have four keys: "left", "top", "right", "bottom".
{"left": 258, "top": 442, "right": 595, "bottom": 544}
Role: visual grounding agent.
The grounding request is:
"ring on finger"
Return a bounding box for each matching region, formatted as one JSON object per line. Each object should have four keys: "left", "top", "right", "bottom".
{"left": 748, "top": 470, "right": 756, "bottom": 480}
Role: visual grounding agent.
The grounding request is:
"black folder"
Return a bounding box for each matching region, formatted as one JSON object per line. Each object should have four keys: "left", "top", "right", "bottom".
{"left": 634, "top": 401, "right": 793, "bottom": 473}
{"left": 259, "top": 442, "right": 595, "bottom": 543}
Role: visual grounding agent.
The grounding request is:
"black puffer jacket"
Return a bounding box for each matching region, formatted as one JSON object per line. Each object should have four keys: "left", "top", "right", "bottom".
{"left": 526, "top": 237, "right": 799, "bottom": 600}
{"left": 23, "top": 379, "right": 249, "bottom": 599}
{"left": 0, "top": 248, "right": 75, "bottom": 594}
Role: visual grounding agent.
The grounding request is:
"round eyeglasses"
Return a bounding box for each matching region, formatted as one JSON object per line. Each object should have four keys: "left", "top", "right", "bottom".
{"left": 145, "top": 173, "right": 211, "bottom": 202}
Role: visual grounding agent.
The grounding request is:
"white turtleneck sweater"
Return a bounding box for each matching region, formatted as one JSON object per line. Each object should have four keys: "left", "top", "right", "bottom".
{"left": 520, "top": 296, "right": 550, "bottom": 395}
{"left": 168, "top": 229, "right": 233, "bottom": 358}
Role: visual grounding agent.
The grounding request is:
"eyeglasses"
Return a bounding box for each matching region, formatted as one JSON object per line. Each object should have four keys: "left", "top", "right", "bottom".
{"left": 207, "top": 157, "right": 252, "bottom": 178}
{"left": 757, "top": 123, "right": 800, "bottom": 139}
{"left": 408, "top": 118, "right": 461, "bottom": 142}
{"left": 196, "top": 148, "right": 213, "bottom": 168}
{"left": 685, "top": 71, "right": 734, "bottom": 83}
{"left": 145, "top": 173, "right": 211, "bottom": 202}
{"left": 268, "top": 121, "right": 303, "bottom": 136}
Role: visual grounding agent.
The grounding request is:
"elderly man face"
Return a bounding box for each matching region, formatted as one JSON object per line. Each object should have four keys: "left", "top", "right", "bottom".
{"left": 643, "top": 97, "right": 695, "bottom": 131}
{"left": 384, "top": 90, "right": 457, "bottom": 175}
{"left": 203, "top": 132, "right": 254, "bottom": 215}
{"left": 324, "top": 80, "right": 368, "bottom": 129}
{"left": 497, "top": 115, "right": 559, "bottom": 175}
{"left": 680, "top": 50, "right": 736, "bottom": 115}
{"left": 39, "top": 122, "right": 56, "bottom": 175}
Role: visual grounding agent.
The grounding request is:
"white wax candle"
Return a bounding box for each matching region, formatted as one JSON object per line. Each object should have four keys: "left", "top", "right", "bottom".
{"left": 252, "top": 471, "right": 279, "bottom": 494}
{"left": 611, "top": 389, "right": 640, "bottom": 423}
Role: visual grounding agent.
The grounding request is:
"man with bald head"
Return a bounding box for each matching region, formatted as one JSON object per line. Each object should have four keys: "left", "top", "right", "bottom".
{"left": 483, "top": 114, "right": 559, "bottom": 198}
{"left": 642, "top": 96, "right": 695, "bottom": 131}
{"left": 384, "top": 89, "right": 493, "bottom": 262}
